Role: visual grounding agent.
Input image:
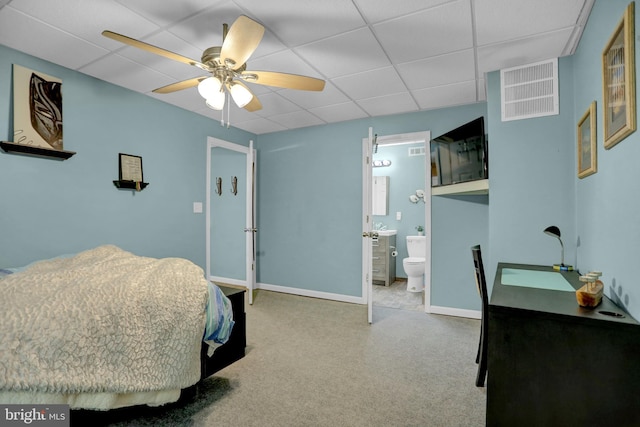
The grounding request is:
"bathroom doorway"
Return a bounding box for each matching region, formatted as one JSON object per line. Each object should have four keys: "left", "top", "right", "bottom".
{"left": 362, "top": 131, "right": 431, "bottom": 316}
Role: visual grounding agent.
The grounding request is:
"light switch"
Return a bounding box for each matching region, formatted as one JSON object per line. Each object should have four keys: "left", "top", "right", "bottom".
{"left": 193, "top": 202, "right": 203, "bottom": 214}
{"left": 396, "top": 211, "right": 402, "bottom": 220}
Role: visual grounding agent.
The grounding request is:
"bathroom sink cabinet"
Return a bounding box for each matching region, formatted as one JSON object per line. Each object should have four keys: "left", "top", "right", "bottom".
{"left": 372, "top": 234, "right": 396, "bottom": 286}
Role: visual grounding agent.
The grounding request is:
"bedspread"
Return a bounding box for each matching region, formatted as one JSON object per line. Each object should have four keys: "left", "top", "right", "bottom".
{"left": 0, "top": 245, "right": 211, "bottom": 397}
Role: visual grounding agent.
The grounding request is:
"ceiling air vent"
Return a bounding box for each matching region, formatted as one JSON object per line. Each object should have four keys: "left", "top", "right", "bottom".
{"left": 501, "top": 58, "right": 559, "bottom": 121}
{"left": 408, "top": 146, "right": 425, "bottom": 156}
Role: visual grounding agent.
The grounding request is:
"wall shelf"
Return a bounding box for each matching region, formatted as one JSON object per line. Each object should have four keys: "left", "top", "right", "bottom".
{"left": 0, "top": 141, "right": 76, "bottom": 160}
{"left": 432, "top": 179, "right": 489, "bottom": 196}
{"left": 113, "top": 180, "right": 149, "bottom": 191}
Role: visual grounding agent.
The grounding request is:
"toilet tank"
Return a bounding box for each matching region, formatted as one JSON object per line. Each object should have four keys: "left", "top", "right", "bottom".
{"left": 406, "top": 235, "right": 426, "bottom": 258}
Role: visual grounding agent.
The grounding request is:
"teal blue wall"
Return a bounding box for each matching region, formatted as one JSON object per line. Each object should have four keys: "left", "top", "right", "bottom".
{"left": 0, "top": 44, "right": 255, "bottom": 270}
{"left": 570, "top": 0, "right": 640, "bottom": 319}
{"left": 256, "top": 103, "right": 487, "bottom": 305}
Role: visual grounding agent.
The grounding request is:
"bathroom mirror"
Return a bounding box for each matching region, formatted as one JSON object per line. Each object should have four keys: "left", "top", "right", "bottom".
{"left": 372, "top": 176, "right": 389, "bottom": 216}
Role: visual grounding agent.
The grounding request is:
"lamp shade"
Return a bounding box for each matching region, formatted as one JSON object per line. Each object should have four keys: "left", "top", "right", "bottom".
{"left": 205, "top": 91, "right": 225, "bottom": 110}
{"left": 197, "top": 77, "right": 222, "bottom": 100}
{"left": 544, "top": 226, "right": 561, "bottom": 238}
{"left": 229, "top": 82, "right": 253, "bottom": 108}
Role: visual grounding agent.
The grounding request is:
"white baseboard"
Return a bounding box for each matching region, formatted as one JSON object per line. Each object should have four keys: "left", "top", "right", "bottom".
{"left": 429, "top": 305, "right": 481, "bottom": 320}
{"left": 257, "top": 282, "right": 364, "bottom": 305}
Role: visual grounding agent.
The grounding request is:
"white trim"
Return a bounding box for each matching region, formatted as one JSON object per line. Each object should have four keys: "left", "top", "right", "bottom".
{"left": 257, "top": 282, "right": 365, "bottom": 305}
{"left": 208, "top": 275, "right": 247, "bottom": 288}
{"left": 429, "top": 305, "right": 481, "bottom": 320}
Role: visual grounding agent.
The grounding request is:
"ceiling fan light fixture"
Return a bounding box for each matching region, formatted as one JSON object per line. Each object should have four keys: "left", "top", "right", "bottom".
{"left": 197, "top": 77, "right": 222, "bottom": 100}
{"left": 205, "top": 92, "right": 226, "bottom": 110}
{"left": 229, "top": 83, "right": 253, "bottom": 108}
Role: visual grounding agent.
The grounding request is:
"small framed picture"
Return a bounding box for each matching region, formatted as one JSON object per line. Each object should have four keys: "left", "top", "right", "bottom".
{"left": 577, "top": 102, "right": 597, "bottom": 179}
{"left": 602, "top": 2, "right": 636, "bottom": 149}
{"left": 118, "top": 153, "right": 143, "bottom": 182}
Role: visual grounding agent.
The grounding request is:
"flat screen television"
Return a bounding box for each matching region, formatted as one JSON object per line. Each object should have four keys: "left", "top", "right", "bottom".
{"left": 431, "top": 117, "right": 487, "bottom": 187}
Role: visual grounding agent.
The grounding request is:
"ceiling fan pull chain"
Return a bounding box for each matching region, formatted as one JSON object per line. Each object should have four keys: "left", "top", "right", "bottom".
{"left": 227, "top": 92, "right": 231, "bottom": 128}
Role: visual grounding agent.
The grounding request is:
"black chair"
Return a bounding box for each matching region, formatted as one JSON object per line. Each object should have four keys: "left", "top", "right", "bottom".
{"left": 471, "top": 244, "right": 488, "bottom": 387}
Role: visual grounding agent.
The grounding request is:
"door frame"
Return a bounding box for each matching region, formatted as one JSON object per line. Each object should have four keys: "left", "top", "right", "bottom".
{"left": 206, "top": 137, "right": 257, "bottom": 304}
{"left": 362, "top": 130, "right": 432, "bottom": 322}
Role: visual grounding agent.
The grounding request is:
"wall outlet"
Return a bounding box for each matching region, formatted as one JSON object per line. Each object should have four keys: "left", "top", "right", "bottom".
{"left": 396, "top": 211, "right": 402, "bottom": 220}
{"left": 193, "top": 202, "right": 203, "bottom": 213}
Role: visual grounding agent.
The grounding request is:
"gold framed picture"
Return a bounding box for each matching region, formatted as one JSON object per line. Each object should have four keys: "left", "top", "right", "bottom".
{"left": 577, "top": 102, "right": 597, "bottom": 179}
{"left": 602, "top": 2, "right": 636, "bottom": 149}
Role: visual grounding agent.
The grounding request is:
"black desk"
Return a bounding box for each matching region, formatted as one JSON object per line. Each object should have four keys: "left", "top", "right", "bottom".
{"left": 488, "top": 263, "right": 640, "bottom": 427}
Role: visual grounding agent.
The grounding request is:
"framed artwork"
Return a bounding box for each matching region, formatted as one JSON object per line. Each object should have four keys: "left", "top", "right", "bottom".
{"left": 118, "top": 153, "right": 143, "bottom": 183}
{"left": 12, "top": 64, "right": 63, "bottom": 150}
{"left": 577, "top": 102, "right": 597, "bottom": 179}
{"left": 602, "top": 2, "right": 636, "bottom": 149}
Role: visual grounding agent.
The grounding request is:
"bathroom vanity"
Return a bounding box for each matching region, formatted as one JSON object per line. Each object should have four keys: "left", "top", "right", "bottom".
{"left": 372, "top": 231, "right": 396, "bottom": 286}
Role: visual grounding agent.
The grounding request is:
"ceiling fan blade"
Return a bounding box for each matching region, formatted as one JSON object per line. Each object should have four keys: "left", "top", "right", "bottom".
{"left": 102, "top": 30, "right": 208, "bottom": 70}
{"left": 232, "top": 80, "right": 262, "bottom": 111}
{"left": 153, "top": 77, "right": 205, "bottom": 94}
{"left": 242, "top": 71, "right": 325, "bottom": 91}
{"left": 220, "top": 16, "right": 265, "bottom": 71}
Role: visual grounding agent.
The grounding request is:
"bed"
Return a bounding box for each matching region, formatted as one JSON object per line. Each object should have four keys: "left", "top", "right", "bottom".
{"left": 0, "top": 245, "right": 246, "bottom": 410}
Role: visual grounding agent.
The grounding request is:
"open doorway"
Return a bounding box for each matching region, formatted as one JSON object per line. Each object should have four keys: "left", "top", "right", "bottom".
{"left": 364, "top": 131, "right": 431, "bottom": 314}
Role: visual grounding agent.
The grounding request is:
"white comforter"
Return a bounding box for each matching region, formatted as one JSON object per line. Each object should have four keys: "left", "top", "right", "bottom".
{"left": 0, "top": 245, "right": 209, "bottom": 403}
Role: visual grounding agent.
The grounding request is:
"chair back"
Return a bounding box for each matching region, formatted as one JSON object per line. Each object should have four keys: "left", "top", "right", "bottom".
{"left": 471, "top": 245, "right": 488, "bottom": 308}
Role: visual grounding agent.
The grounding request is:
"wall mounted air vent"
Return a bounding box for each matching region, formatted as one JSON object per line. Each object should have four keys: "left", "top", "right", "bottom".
{"left": 501, "top": 58, "right": 559, "bottom": 121}
{"left": 408, "top": 146, "right": 426, "bottom": 156}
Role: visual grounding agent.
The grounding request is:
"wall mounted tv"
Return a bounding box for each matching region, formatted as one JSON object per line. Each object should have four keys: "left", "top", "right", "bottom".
{"left": 431, "top": 117, "right": 488, "bottom": 187}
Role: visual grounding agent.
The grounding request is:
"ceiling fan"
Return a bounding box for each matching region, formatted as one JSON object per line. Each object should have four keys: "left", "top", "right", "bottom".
{"left": 102, "top": 15, "right": 325, "bottom": 114}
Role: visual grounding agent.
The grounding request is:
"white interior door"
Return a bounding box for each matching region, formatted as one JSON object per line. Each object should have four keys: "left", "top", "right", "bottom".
{"left": 362, "top": 128, "right": 374, "bottom": 324}
{"left": 206, "top": 137, "right": 256, "bottom": 304}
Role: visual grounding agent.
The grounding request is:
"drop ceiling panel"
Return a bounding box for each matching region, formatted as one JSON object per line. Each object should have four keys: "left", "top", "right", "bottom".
{"left": 373, "top": 1, "right": 473, "bottom": 63}
{"left": 233, "top": 0, "right": 365, "bottom": 46}
{"left": 475, "top": 0, "right": 587, "bottom": 46}
{"left": 9, "top": 0, "right": 159, "bottom": 50}
{"left": 0, "top": 8, "right": 109, "bottom": 70}
{"left": 333, "top": 66, "right": 407, "bottom": 100}
{"left": 309, "top": 101, "right": 368, "bottom": 124}
{"left": 295, "top": 28, "right": 390, "bottom": 78}
{"left": 357, "top": 92, "right": 418, "bottom": 117}
{"left": 412, "top": 80, "right": 478, "bottom": 110}
{"left": 114, "top": 0, "right": 224, "bottom": 28}
{"left": 80, "top": 54, "right": 175, "bottom": 93}
{"left": 397, "top": 49, "right": 476, "bottom": 90}
{"left": 477, "top": 28, "right": 575, "bottom": 73}
{"left": 354, "top": 0, "right": 451, "bottom": 24}
{"left": 277, "top": 83, "right": 350, "bottom": 110}
{"left": 0, "top": 0, "right": 594, "bottom": 134}
{"left": 267, "top": 110, "right": 325, "bottom": 130}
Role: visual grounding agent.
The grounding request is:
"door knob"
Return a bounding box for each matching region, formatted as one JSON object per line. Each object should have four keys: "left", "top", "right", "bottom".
{"left": 244, "top": 228, "right": 258, "bottom": 232}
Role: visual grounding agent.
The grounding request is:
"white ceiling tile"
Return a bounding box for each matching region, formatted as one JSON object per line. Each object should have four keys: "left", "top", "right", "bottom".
{"left": 412, "top": 80, "right": 478, "bottom": 110}
{"left": 80, "top": 54, "right": 174, "bottom": 93}
{"left": 357, "top": 92, "right": 419, "bottom": 117}
{"left": 309, "top": 102, "right": 368, "bottom": 123}
{"left": 114, "top": 0, "right": 224, "bottom": 27}
{"left": 397, "top": 50, "right": 476, "bottom": 90}
{"left": 232, "top": 117, "right": 287, "bottom": 134}
{"left": 475, "top": 0, "right": 586, "bottom": 46}
{"left": 276, "top": 83, "right": 349, "bottom": 110}
{"left": 267, "top": 110, "right": 325, "bottom": 130}
{"left": 9, "top": 0, "right": 159, "bottom": 50}
{"left": 296, "top": 28, "right": 390, "bottom": 78}
{"left": 477, "top": 28, "right": 574, "bottom": 73}
{"left": 354, "top": 0, "right": 451, "bottom": 24}
{"left": 0, "top": 7, "right": 110, "bottom": 69}
{"left": 333, "top": 66, "right": 407, "bottom": 100}
{"left": 252, "top": 92, "right": 301, "bottom": 117}
{"left": 373, "top": 1, "right": 473, "bottom": 63}
{"left": 148, "top": 87, "right": 202, "bottom": 110}
{"left": 233, "top": 0, "right": 364, "bottom": 46}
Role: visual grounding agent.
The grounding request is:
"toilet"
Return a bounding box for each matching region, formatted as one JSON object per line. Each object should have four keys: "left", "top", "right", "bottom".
{"left": 403, "top": 235, "right": 426, "bottom": 292}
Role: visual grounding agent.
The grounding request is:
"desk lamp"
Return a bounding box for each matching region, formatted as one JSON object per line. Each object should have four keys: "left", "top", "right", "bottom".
{"left": 543, "top": 226, "right": 573, "bottom": 271}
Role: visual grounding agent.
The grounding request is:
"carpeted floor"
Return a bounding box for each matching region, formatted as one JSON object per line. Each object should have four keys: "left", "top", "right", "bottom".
{"left": 72, "top": 290, "right": 486, "bottom": 426}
